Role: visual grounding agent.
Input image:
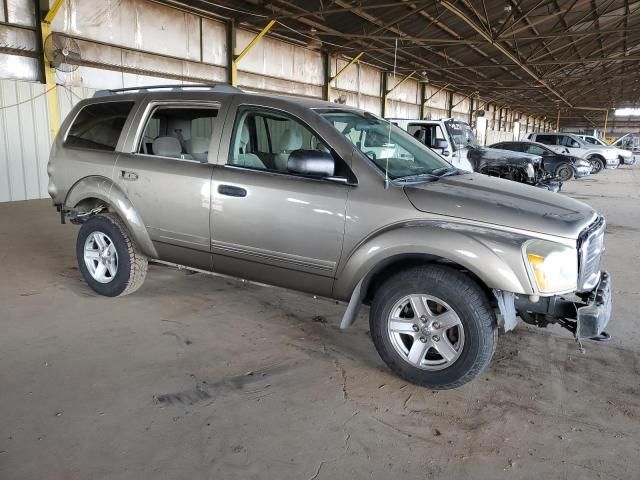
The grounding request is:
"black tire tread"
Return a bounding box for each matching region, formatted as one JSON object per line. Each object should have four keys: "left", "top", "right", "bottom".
{"left": 370, "top": 265, "right": 497, "bottom": 389}
{"left": 101, "top": 212, "right": 148, "bottom": 296}
{"left": 555, "top": 162, "right": 574, "bottom": 181}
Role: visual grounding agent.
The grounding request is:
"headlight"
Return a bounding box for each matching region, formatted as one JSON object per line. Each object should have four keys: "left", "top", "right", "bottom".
{"left": 526, "top": 163, "right": 535, "bottom": 179}
{"left": 525, "top": 240, "right": 577, "bottom": 293}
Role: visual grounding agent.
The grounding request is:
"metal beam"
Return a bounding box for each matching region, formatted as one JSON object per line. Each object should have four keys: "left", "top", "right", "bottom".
{"left": 439, "top": 1, "right": 572, "bottom": 107}
{"left": 324, "top": 52, "right": 363, "bottom": 102}
{"left": 231, "top": 19, "right": 275, "bottom": 87}
{"left": 39, "top": 0, "right": 64, "bottom": 143}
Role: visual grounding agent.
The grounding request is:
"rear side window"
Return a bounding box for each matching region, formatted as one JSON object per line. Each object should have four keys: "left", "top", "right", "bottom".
{"left": 65, "top": 101, "right": 134, "bottom": 151}
{"left": 138, "top": 105, "right": 218, "bottom": 162}
{"left": 535, "top": 134, "right": 556, "bottom": 145}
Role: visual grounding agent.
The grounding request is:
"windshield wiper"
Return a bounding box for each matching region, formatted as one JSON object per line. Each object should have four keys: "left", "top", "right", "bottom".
{"left": 430, "top": 166, "right": 460, "bottom": 177}
{"left": 393, "top": 173, "right": 440, "bottom": 183}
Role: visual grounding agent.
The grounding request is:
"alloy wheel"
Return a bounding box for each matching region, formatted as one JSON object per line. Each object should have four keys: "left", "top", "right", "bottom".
{"left": 83, "top": 231, "right": 118, "bottom": 283}
{"left": 387, "top": 294, "right": 465, "bottom": 371}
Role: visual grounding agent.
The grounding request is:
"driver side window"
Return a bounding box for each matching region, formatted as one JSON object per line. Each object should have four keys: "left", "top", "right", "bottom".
{"left": 524, "top": 145, "right": 545, "bottom": 155}
{"left": 228, "top": 107, "right": 330, "bottom": 172}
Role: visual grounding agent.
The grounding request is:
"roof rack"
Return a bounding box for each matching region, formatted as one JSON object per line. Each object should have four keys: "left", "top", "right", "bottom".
{"left": 93, "top": 84, "right": 241, "bottom": 97}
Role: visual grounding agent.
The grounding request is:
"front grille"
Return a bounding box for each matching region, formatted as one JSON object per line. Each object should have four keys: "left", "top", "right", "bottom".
{"left": 577, "top": 217, "right": 605, "bottom": 292}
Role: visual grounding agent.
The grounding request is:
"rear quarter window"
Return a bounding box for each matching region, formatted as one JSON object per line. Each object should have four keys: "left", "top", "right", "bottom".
{"left": 65, "top": 101, "right": 134, "bottom": 151}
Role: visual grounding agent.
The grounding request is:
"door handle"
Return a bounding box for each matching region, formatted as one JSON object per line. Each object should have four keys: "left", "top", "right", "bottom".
{"left": 218, "top": 184, "right": 247, "bottom": 197}
{"left": 120, "top": 170, "right": 138, "bottom": 181}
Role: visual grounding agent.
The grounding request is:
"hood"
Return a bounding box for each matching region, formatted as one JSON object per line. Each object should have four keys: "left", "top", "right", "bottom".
{"left": 616, "top": 148, "right": 632, "bottom": 157}
{"left": 404, "top": 173, "right": 596, "bottom": 239}
{"left": 468, "top": 146, "right": 541, "bottom": 167}
{"left": 583, "top": 142, "right": 613, "bottom": 150}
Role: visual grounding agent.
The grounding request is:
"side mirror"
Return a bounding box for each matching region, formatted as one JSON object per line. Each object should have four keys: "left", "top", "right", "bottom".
{"left": 442, "top": 150, "right": 450, "bottom": 157}
{"left": 288, "top": 150, "right": 335, "bottom": 177}
{"left": 433, "top": 139, "right": 448, "bottom": 150}
{"left": 570, "top": 141, "right": 580, "bottom": 148}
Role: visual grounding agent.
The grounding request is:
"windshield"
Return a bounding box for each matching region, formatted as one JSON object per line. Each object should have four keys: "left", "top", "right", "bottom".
{"left": 444, "top": 119, "right": 476, "bottom": 147}
{"left": 318, "top": 109, "right": 452, "bottom": 180}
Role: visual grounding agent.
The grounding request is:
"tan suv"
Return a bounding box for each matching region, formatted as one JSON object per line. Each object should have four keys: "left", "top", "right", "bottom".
{"left": 48, "top": 85, "right": 612, "bottom": 389}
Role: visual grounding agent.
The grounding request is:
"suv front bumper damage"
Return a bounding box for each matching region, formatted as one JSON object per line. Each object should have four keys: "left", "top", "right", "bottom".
{"left": 495, "top": 271, "right": 612, "bottom": 340}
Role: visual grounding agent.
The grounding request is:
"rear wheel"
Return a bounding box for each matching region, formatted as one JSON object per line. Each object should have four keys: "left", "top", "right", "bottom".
{"left": 369, "top": 265, "right": 497, "bottom": 389}
{"left": 76, "top": 213, "right": 148, "bottom": 297}
{"left": 555, "top": 163, "right": 574, "bottom": 181}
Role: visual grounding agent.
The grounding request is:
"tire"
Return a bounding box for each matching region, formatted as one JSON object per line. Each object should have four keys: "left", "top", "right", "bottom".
{"left": 589, "top": 156, "right": 604, "bottom": 174}
{"left": 369, "top": 265, "right": 497, "bottom": 389}
{"left": 555, "top": 163, "right": 574, "bottom": 181}
{"left": 76, "top": 212, "right": 148, "bottom": 297}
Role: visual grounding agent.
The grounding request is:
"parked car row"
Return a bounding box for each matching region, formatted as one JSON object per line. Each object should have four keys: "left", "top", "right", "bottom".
{"left": 391, "top": 118, "right": 636, "bottom": 191}
{"left": 526, "top": 132, "right": 620, "bottom": 173}
{"left": 390, "top": 118, "right": 563, "bottom": 191}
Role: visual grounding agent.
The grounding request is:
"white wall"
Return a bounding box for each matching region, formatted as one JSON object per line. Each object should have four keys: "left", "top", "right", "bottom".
{"left": 0, "top": 79, "right": 95, "bottom": 202}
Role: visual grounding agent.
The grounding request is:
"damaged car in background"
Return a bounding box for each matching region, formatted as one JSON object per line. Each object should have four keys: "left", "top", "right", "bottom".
{"left": 392, "top": 118, "right": 562, "bottom": 191}
{"left": 490, "top": 140, "right": 592, "bottom": 181}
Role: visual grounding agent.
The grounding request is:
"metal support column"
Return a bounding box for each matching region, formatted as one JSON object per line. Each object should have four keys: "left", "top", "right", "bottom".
{"left": 230, "top": 19, "right": 275, "bottom": 87}
{"left": 39, "top": 0, "right": 64, "bottom": 142}
{"left": 325, "top": 52, "right": 363, "bottom": 102}
{"left": 382, "top": 70, "right": 415, "bottom": 118}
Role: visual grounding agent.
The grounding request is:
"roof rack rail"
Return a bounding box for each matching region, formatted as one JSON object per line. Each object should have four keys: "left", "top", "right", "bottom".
{"left": 93, "top": 84, "right": 241, "bottom": 97}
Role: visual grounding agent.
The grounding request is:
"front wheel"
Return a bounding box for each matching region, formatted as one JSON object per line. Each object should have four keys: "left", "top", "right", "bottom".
{"left": 369, "top": 265, "right": 497, "bottom": 389}
{"left": 76, "top": 213, "right": 148, "bottom": 297}
{"left": 555, "top": 163, "right": 574, "bottom": 181}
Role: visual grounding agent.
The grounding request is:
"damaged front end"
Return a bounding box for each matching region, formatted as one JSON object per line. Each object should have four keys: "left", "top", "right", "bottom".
{"left": 468, "top": 146, "right": 562, "bottom": 192}
{"left": 493, "top": 217, "right": 611, "bottom": 348}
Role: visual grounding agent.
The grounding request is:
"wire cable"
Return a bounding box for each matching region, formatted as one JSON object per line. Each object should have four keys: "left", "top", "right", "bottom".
{"left": 0, "top": 85, "right": 57, "bottom": 110}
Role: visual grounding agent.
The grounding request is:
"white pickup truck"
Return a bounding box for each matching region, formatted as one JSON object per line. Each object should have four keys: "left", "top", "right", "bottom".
{"left": 577, "top": 134, "right": 636, "bottom": 166}
{"left": 388, "top": 118, "right": 475, "bottom": 171}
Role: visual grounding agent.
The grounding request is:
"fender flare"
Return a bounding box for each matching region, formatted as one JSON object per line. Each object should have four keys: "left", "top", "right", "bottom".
{"left": 64, "top": 175, "right": 158, "bottom": 258}
{"left": 335, "top": 221, "right": 535, "bottom": 328}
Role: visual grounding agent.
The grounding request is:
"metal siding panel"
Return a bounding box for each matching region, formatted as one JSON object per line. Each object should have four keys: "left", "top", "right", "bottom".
{"left": 51, "top": 0, "right": 200, "bottom": 61}
{"left": 6, "top": 0, "right": 36, "bottom": 27}
{"left": 0, "top": 80, "right": 11, "bottom": 201}
{"left": 201, "top": 18, "right": 227, "bottom": 66}
{"left": 1, "top": 80, "right": 26, "bottom": 200}
{"left": 32, "top": 82, "right": 50, "bottom": 198}
{"left": 0, "top": 53, "right": 40, "bottom": 81}
{"left": 16, "top": 80, "right": 39, "bottom": 199}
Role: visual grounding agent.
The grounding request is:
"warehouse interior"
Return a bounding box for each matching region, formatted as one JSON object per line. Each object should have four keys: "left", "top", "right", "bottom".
{"left": 1, "top": 1, "right": 640, "bottom": 479}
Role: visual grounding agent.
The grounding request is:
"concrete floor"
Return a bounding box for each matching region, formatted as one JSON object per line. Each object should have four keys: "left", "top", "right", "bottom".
{"left": 1, "top": 166, "right": 639, "bottom": 480}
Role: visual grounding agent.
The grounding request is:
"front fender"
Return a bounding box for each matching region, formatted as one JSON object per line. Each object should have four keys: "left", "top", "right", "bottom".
{"left": 333, "top": 221, "right": 535, "bottom": 302}
{"left": 65, "top": 176, "right": 158, "bottom": 258}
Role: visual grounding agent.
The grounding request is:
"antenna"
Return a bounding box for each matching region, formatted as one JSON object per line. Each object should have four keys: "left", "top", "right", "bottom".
{"left": 384, "top": 39, "right": 398, "bottom": 189}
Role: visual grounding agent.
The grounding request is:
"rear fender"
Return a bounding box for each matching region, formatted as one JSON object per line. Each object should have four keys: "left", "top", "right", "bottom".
{"left": 64, "top": 176, "right": 157, "bottom": 258}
